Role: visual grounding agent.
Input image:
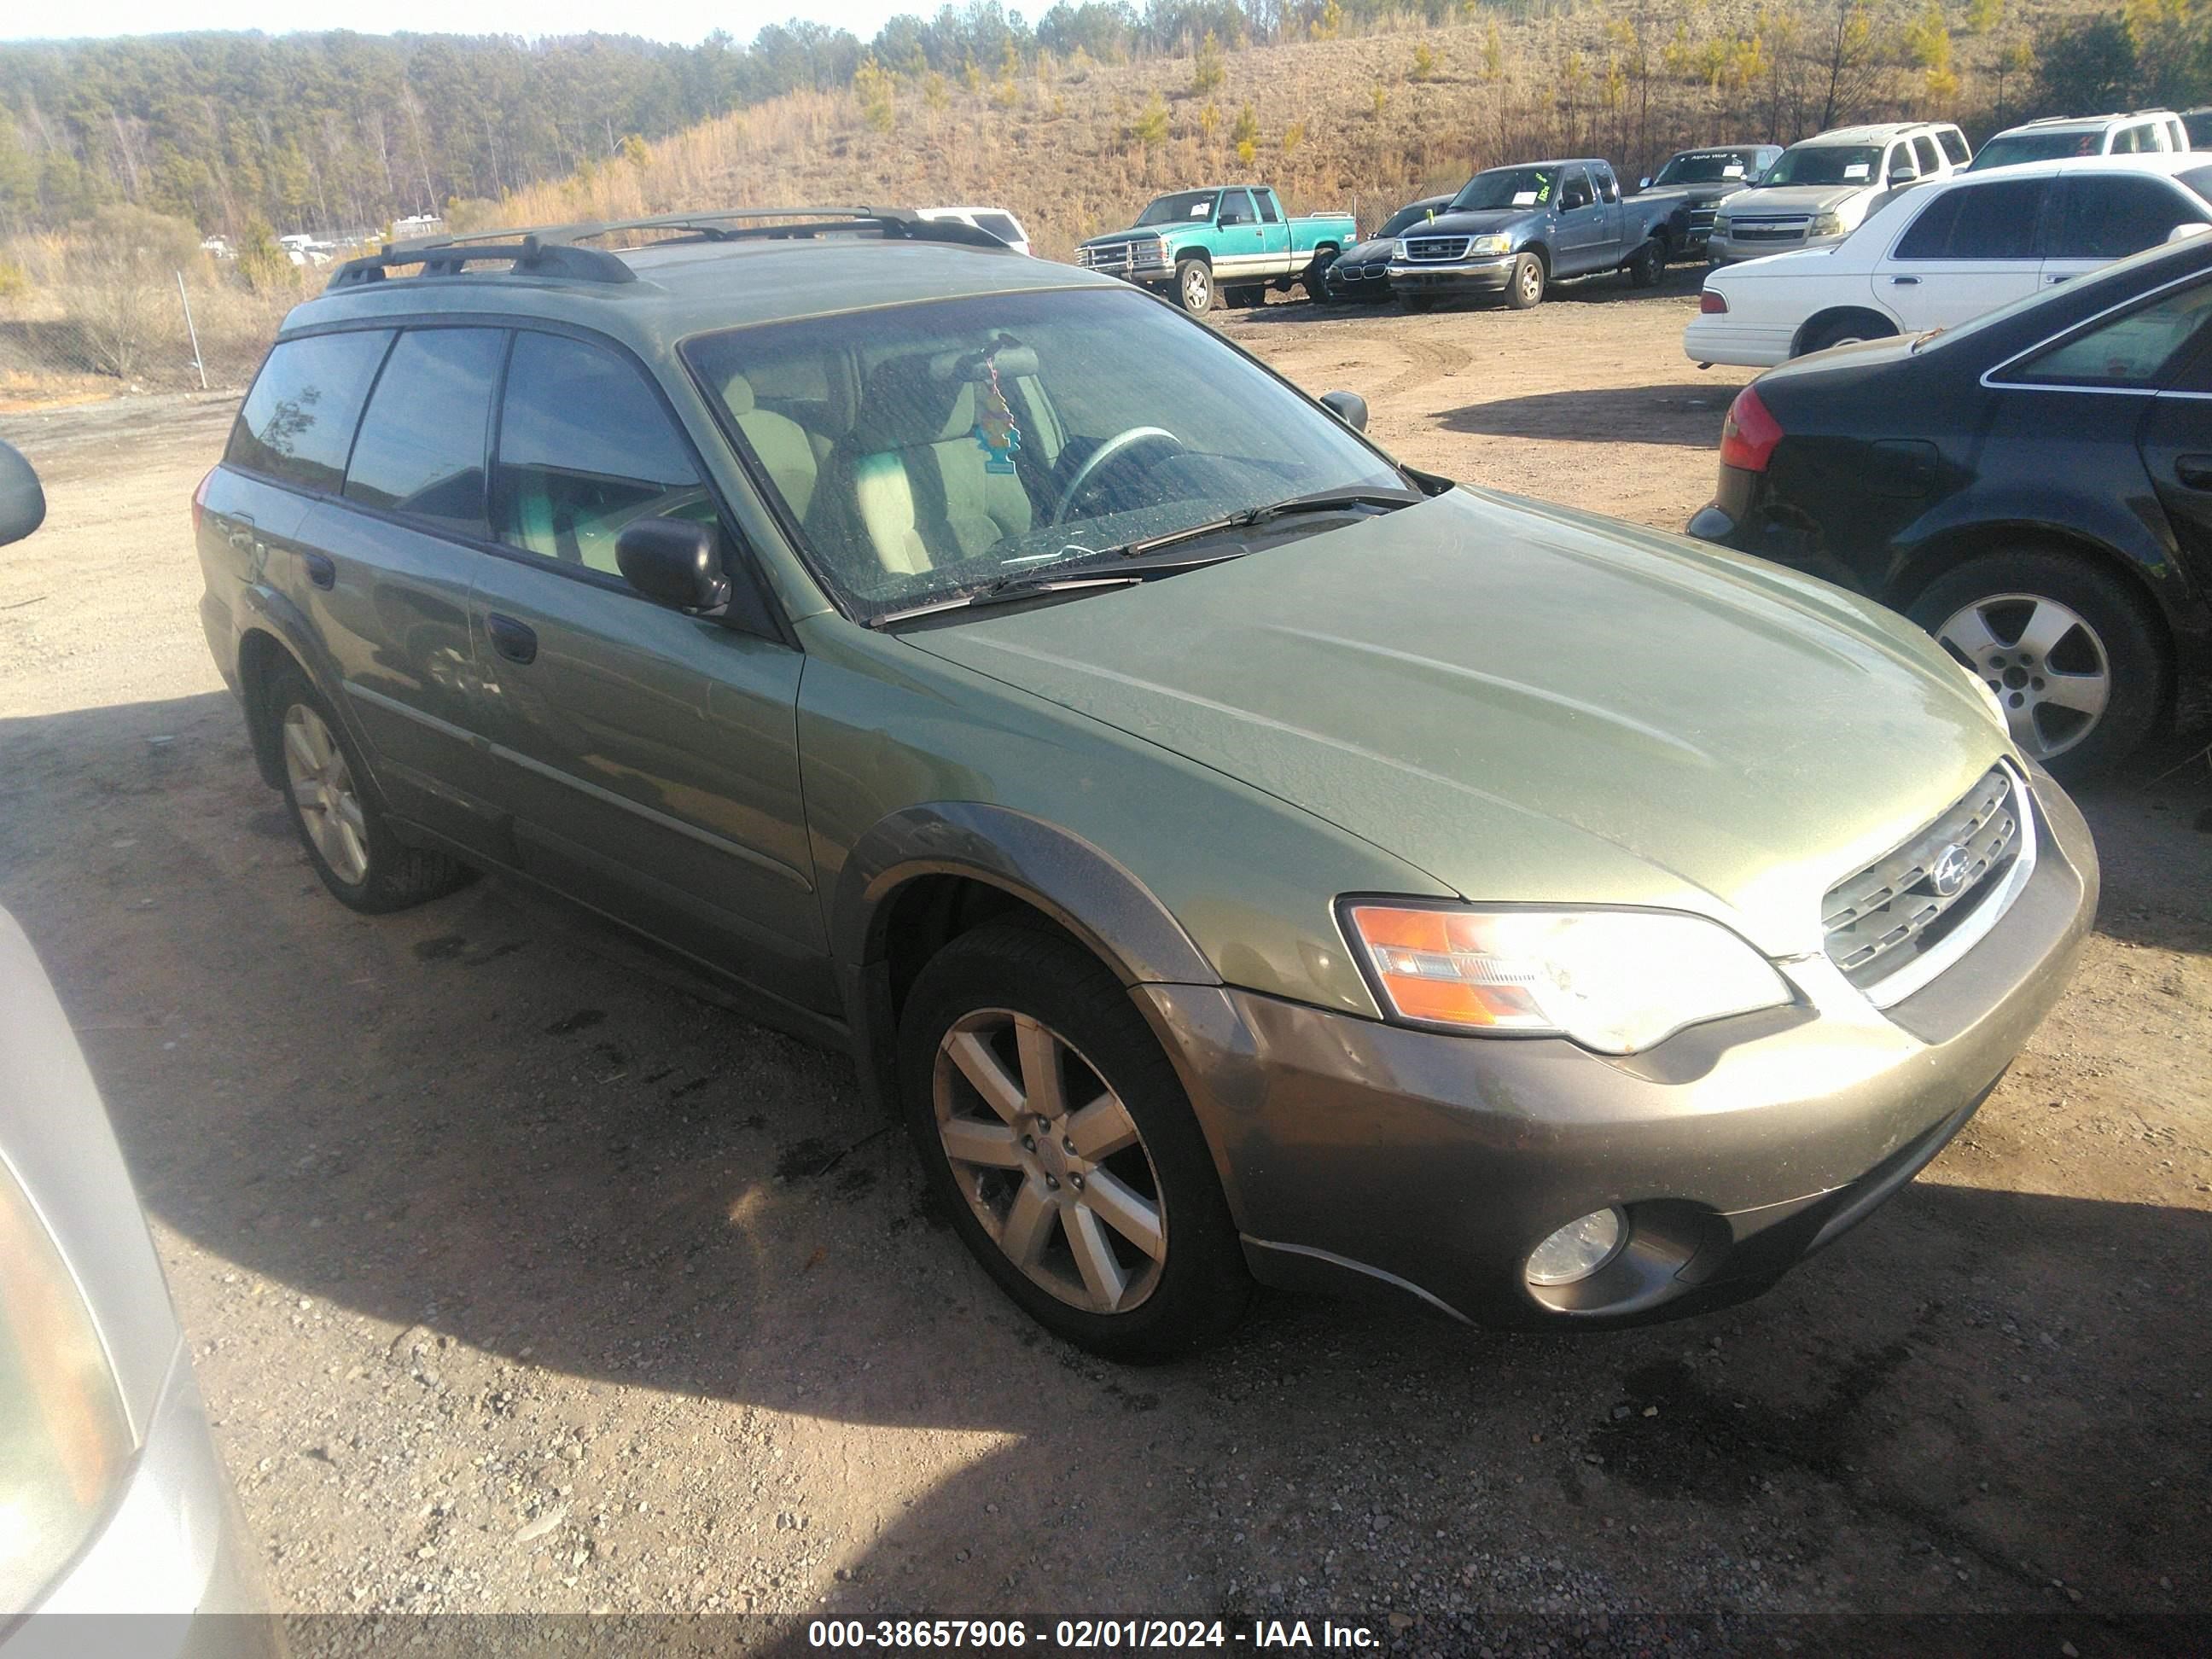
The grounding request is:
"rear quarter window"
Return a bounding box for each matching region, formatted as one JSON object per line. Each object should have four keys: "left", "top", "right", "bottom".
{"left": 1938, "top": 128, "right": 1971, "bottom": 166}
{"left": 227, "top": 330, "right": 393, "bottom": 492}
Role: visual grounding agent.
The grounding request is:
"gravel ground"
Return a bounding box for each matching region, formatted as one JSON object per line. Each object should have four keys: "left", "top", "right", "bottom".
{"left": 0, "top": 276, "right": 2207, "bottom": 1656}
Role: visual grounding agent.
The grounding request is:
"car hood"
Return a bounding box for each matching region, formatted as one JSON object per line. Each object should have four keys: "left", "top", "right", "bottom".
{"left": 1336, "top": 237, "right": 1395, "bottom": 264}
{"left": 1080, "top": 225, "right": 1165, "bottom": 247}
{"left": 1725, "top": 183, "right": 1868, "bottom": 214}
{"left": 1640, "top": 181, "right": 1751, "bottom": 208}
{"left": 1408, "top": 207, "right": 1534, "bottom": 238}
{"left": 905, "top": 490, "right": 2009, "bottom": 959}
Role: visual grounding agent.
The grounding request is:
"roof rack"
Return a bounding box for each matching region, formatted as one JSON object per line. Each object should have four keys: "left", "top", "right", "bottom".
{"left": 327, "top": 207, "right": 1008, "bottom": 290}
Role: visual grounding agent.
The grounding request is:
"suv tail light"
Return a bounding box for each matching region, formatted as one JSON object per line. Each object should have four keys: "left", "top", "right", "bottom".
{"left": 190, "top": 465, "right": 214, "bottom": 535}
{"left": 1718, "top": 385, "right": 1783, "bottom": 473}
{"left": 1699, "top": 288, "right": 1728, "bottom": 314}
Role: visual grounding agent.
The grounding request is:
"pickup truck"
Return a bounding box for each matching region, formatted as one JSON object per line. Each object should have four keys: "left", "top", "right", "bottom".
{"left": 1075, "top": 184, "right": 1357, "bottom": 316}
{"left": 1630, "top": 144, "right": 1783, "bottom": 259}
{"left": 1388, "top": 158, "right": 1674, "bottom": 309}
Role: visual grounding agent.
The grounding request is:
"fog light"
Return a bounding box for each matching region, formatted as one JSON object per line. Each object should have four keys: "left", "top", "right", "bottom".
{"left": 1526, "top": 1208, "right": 1626, "bottom": 1286}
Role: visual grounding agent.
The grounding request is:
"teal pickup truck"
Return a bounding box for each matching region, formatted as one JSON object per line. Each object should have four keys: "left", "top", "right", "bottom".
{"left": 1075, "top": 184, "right": 1357, "bottom": 316}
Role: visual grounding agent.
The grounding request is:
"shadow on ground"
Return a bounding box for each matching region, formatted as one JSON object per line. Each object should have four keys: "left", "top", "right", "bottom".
{"left": 1435, "top": 381, "right": 1738, "bottom": 449}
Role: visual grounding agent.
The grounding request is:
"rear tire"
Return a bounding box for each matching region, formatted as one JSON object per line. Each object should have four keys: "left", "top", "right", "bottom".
{"left": 1906, "top": 550, "right": 2167, "bottom": 781}
{"left": 1174, "top": 257, "right": 1214, "bottom": 317}
{"left": 1503, "top": 253, "right": 1546, "bottom": 309}
{"left": 897, "top": 924, "right": 1253, "bottom": 1362}
{"left": 265, "top": 661, "right": 472, "bottom": 913}
{"left": 1795, "top": 311, "right": 1896, "bottom": 357}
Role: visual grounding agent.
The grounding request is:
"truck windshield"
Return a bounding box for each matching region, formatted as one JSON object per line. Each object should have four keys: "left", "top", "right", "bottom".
{"left": 1656, "top": 152, "right": 1756, "bottom": 184}
{"left": 1759, "top": 145, "right": 1884, "bottom": 187}
{"left": 1137, "top": 190, "right": 1219, "bottom": 225}
{"left": 1451, "top": 168, "right": 1559, "bottom": 211}
{"left": 684, "top": 287, "right": 1404, "bottom": 625}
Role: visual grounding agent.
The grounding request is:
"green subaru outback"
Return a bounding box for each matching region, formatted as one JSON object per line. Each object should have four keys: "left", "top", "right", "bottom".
{"left": 195, "top": 208, "right": 2095, "bottom": 1360}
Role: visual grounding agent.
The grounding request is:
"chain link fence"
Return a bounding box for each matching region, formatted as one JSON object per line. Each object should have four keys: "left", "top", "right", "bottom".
{"left": 1, "top": 267, "right": 292, "bottom": 404}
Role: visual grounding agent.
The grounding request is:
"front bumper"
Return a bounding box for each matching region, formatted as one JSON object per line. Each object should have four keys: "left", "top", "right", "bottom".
{"left": 1388, "top": 254, "right": 1516, "bottom": 294}
{"left": 1141, "top": 770, "right": 2097, "bottom": 1329}
{"left": 1708, "top": 229, "right": 1848, "bottom": 264}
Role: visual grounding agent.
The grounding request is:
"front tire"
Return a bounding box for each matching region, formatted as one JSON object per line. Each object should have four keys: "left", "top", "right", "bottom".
{"left": 1626, "top": 239, "right": 1663, "bottom": 288}
{"left": 267, "top": 661, "right": 472, "bottom": 913}
{"left": 898, "top": 924, "right": 1252, "bottom": 1362}
{"left": 1907, "top": 550, "right": 2167, "bottom": 780}
{"left": 1174, "top": 257, "right": 1214, "bottom": 317}
{"left": 1503, "top": 253, "right": 1546, "bottom": 309}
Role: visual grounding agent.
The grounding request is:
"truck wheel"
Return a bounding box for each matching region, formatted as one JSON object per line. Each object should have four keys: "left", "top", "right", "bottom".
{"left": 1503, "top": 253, "right": 1545, "bottom": 309}
{"left": 1175, "top": 258, "right": 1213, "bottom": 317}
{"left": 1301, "top": 250, "right": 1337, "bottom": 300}
{"left": 1627, "top": 239, "right": 1663, "bottom": 288}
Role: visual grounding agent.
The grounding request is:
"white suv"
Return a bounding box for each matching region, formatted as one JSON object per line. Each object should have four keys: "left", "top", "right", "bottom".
{"left": 1968, "top": 110, "right": 2188, "bottom": 171}
{"left": 1685, "top": 153, "right": 2212, "bottom": 366}
{"left": 1707, "top": 122, "right": 1970, "bottom": 264}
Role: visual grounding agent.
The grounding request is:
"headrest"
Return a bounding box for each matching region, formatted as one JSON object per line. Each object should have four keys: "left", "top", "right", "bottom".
{"left": 721, "top": 371, "right": 756, "bottom": 416}
{"left": 850, "top": 343, "right": 1038, "bottom": 452}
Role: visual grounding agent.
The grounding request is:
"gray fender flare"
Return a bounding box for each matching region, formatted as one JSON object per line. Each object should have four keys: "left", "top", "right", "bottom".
{"left": 831, "top": 802, "right": 1219, "bottom": 1109}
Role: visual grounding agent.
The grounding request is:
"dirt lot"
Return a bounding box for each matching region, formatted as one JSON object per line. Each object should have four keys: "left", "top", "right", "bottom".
{"left": 1, "top": 277, "right": 2208, "bottom": 1654}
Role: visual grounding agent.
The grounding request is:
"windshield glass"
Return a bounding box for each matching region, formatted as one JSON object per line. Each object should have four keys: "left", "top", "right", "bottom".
{"left": 1136, "top": 190, "right": 1218, "bottom": 226}
{"left": 1450, "top": 167, "right": 1559, "bottom": 211}
{"left": 684, "top": 288, "right": 1403, "bottom": 623}
{"left": 1970, "top": 131, "right": 2102, "bottom": 170}
{"left": 1380, "top": 201, "right": 1444, "bottom": 237}
{"left": 1760, "top": 144, "right": 1884, "bottom": 187}
{"left": 1656, "top": 151, "right": 1756, "bottom": 184}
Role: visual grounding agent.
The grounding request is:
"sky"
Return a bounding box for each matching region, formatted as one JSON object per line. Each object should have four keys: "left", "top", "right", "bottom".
{"left": 0, "top": 0, "right": 912, "bottom": 48}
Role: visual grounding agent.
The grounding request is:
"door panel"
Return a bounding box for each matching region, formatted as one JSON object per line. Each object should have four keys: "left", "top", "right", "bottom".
{"left": 1875, "top": 178, "right": 2046, "bottom": 332}
{"left": 1214, "top": 189, "right": 1270, "bottom": 277}
{"left": 2041, "top": 175, "right": 2208, "bottom": 288}
{"left": 1555, "top": 170, "right": 1604, "bottom": 271}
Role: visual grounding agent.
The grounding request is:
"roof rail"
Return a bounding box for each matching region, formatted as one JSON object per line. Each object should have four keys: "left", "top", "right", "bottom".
{"left": 326, "top": 206, "right": 1007, "bottom": 290}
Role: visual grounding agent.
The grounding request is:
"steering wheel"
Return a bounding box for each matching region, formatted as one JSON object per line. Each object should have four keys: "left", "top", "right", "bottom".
{"left": 1051, "top": 427, "right": 1185, "bottom": 526}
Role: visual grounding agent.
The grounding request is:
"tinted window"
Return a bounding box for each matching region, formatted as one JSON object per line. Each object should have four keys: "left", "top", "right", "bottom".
{"left": 1938, "top": 128, "right": 1971, "bottom": 166}
{"left": 971, "top": 212, "right": 1022, "bottom": 242}
{"left": 342, "top": 329, "right": 503, "bottom": 533}
{"left": 2112, "top": 124, "right": 2157, "bottom": 154}
{"left": 1913, "top": 135, "right": 1942, "bottom": 174}
{"left": 1895, "top": 179, "right": 2046, "bottom": 259}
{"left": 2010, "top": 278, "right": 2212, "bottom": 387}
{"left": 492, "top": 333, "right": 715, "bottom": 579}
{"left": 1254, "top": 190, "right": 1279, "bottom": 224}
{"left": 2052, "top": 177, "right": 2203, "bottom": 259}
{"left": 228, "top": 330, "right": 391, "bottom": 492}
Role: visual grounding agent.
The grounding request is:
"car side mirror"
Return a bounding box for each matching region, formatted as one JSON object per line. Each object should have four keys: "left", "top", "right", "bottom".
{"left": 0, "top": 440, "right": 45, "bottom": 549}
{"left": 615, "top": 517, "right": 731, "bottom": 614}
{"left": 1888, "top": 165, "right": 1920, "bottom": 186}
{"left": 1638, "top": 176, "right": 1651, "bottom": 190}
{"left": 1319, "top": 390, "right": 1369, "bottom": 432}
{"left": 2168, "top": 220, "right": 2212, "bottom": 242}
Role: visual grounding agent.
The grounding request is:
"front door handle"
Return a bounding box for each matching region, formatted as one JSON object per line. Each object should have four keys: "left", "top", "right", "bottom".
{"left": 300, "top": 550, "right": 335, "bottom": 589}
{"left": 2174, "top": 454, "right": 2212, "bottom": 491}
{"left": 2046, "top": 273, "right": 2073, "bottom": 285}
{"left": 485, "top": 613, "right": 538, "bottom": 665}
{"left": 1889, "top": 274, "right": 1920, "bottom": 285}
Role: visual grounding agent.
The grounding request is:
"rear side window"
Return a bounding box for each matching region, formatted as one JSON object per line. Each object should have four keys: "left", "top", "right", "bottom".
{"left": 228, "top": 330, "right": 391, "bottom": 492}
{"left": 492, "top": 332, "right": 716, "bottom": 578}
{"left": 1912, "top": 135, "right": 1942, "bottom": 174}
{"left": 1254, "top": 191, "right": 1280, "bottom": 224}
{"left": 972, "top": 212, "right": 1023, "bottom": 242}
{"left": 342, "top": 329, "right": 504, "bottom": 534}
{"left": 2007, "top": 278, "right": 2212, "bottom": 387}
{"left": 2052, "top": 177, "right": 2204, "bottom": 259}
{"left": 1894, "top": 179, "right": 2046, "bottom": 259}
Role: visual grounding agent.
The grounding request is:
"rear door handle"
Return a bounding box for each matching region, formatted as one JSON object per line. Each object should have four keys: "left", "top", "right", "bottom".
{"left": 2174, "top": 454, "right": 2212, "bottom": 490}
{"left": 2046, "top": 274, "right": 2073, "bottom": 286}
{"left": 485, "top": 613, "right": 538, "bottom": 665}
{"left": 300, "top": 550, "right": 335, "bottom": 590}
{"left": 1889, "top": 275, "right": 1920, "bottom": 285}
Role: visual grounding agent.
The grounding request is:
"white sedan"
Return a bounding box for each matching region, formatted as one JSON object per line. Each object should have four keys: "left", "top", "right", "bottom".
{"left": 1685, "top": 153, "right": 2212, "bottom": 367}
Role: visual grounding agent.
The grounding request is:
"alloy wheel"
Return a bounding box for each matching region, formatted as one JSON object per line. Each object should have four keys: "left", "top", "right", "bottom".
{"left": 933, "top": 1009, "right": 1167, "bottom": 1314}
{"left": 282, "top": 702, "right": 370, "bottom": 884}
{"left": 1183, "top": 265, "right": 1210, "bottom": 312}
{"left": 1936, "top": 592, "right": 2111, "bottom": 760}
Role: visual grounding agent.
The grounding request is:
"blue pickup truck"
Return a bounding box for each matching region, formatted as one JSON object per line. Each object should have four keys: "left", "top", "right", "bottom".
{"left": 1387, "top": 158, "right": 1676, "bottom": 309}
{"left": 1076, "top": 184, "right": 1358, "bottom": 316}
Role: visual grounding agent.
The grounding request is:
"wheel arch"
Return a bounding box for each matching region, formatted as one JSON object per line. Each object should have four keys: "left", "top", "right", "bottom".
{"left": 231, "top": 591, "right": 359, "bottom": 795}
{"left": 1790, "top": 305, "right": 1901, "bottom": 358}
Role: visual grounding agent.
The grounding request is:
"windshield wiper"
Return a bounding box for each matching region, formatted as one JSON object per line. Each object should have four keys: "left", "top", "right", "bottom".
{"left": 1113, "top": 485, "right": 1425, "bottom": 561}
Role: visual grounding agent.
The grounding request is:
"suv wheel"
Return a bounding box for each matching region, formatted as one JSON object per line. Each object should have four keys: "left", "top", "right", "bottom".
{"left": 1175, "top": 257, "right": 1213, "bottom": 316}
{"left": 1908, "top": 550, "right": 2167, "bottom": 779}
{"left": 1503, "top": 253, "right": 1546, "bottom": 309}
{"left": 898, "top": 924, "right": 1252, "bottom": 1362}
{"left": 267, "top": 662, "right": 473, "bottom": 913}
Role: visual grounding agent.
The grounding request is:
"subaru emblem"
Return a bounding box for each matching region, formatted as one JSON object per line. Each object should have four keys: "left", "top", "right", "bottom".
{"left": 1930, "top": 842, "right": 1972, "bottom": 897}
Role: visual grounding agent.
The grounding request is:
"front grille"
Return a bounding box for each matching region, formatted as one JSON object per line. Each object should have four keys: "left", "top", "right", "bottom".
{"left": 1689, "top": 207, "right": 1718, "bottom": 231}
{"left": 1402, "top": 236, "right": 1471, "bottom": 262}
{"left": 1730, "top": 215, "right": 1810, "bottom": 243}
{"left": 1077, "top": 240, "right": 1165, "bottom": 276}
{"left": 1822, "top": 767, "right": 2022, "bottom": 988}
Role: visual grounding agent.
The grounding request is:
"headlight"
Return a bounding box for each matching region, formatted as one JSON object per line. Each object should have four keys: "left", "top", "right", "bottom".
{"left": 1343, "top": 903, "right": 1790, "bottom": 1054}
{"left": 1467, "top": 235, "right": 1512, "bottom": 258}
{"left": 1386, "top": 238, "right": 1406, "bottom": 257}
{"left": 1811, "top": 211, "right": 1844, "bottom": 236}
{"left": 1712, "top": 213, "right": 1732, "bottom": 233}
{"left": 0, "top": 1157, "right": 131, "bottom": 1609}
